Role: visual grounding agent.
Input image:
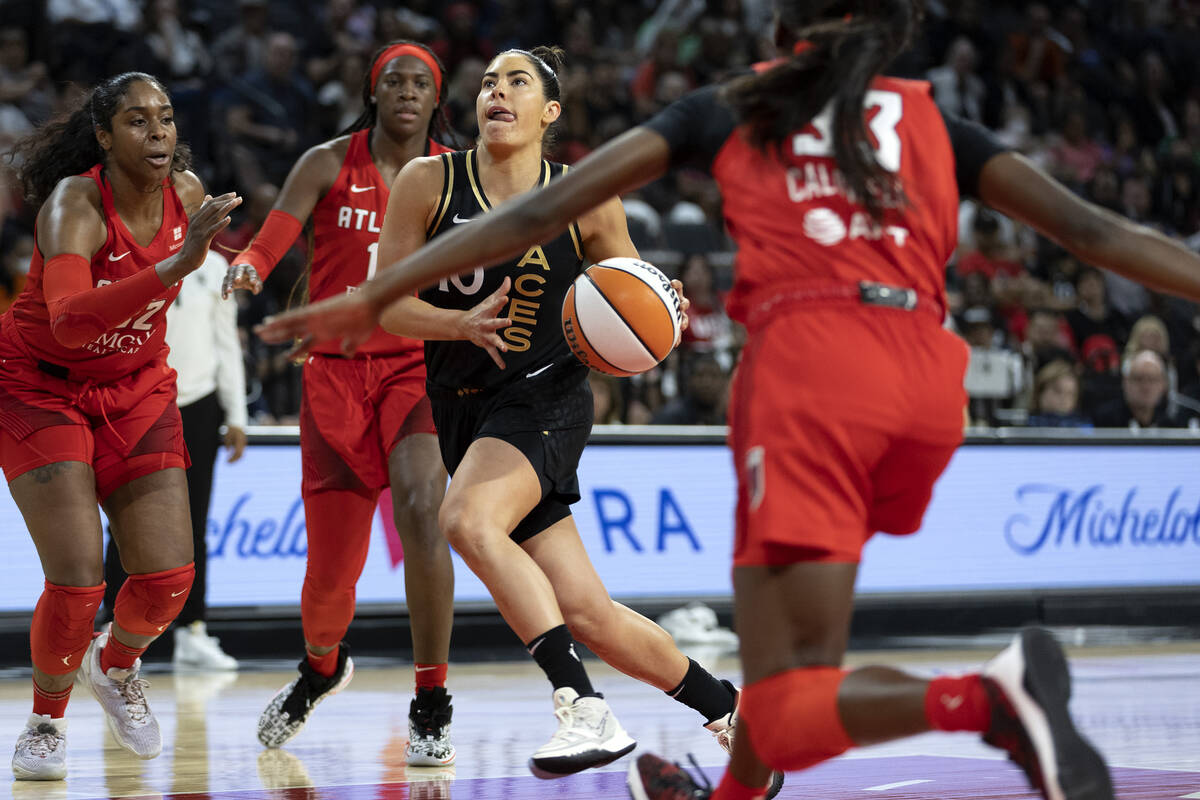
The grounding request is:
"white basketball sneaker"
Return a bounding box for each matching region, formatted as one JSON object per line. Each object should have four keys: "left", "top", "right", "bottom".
{"left": 528, "top": 687, "right": 636, "bottom": 779}
{"left": 11, "top": 714, "right": 67, "bottom": 780}
{"left": 257, "top": 644, "right": 354, "bottom": 748}
{"left": 78, "top": 632, "right": 161, "bottom": 759}
{"left": 173, "top": 621, "right": 238, "bottom": 671}
{"left": 406, "top": 686, "right": 456, "bottom": 766}
{"left": 704, "top": 683, "right": 784, "bottom": 799}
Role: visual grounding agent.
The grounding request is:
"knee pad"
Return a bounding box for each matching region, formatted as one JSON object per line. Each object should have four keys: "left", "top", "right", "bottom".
{"left": 739, "top": 666, "right": 854, "bottom": 772}
{"left": 113, "top": 563, "right": 194, "bottom": 637}
{"left": 31, "top": 581, "right": 105, "bottom": 675}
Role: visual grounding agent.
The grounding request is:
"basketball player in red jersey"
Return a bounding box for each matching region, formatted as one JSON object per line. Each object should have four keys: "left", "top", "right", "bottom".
{"left": 259, "top": 4, "right": 1200, "bottom": 799}
{"left": 2, "top": 72, "right": 240, "bottom": 780}
{"left": 221, "top": 42, "right": 458, "bottom": 762}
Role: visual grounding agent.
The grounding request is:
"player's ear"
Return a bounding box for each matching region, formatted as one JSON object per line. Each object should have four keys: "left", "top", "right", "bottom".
{"left": 542, "top": 100, "right": 561, "bottom": 126}
{"left": 95, "top": 127, "right": 112, "bottom": 153}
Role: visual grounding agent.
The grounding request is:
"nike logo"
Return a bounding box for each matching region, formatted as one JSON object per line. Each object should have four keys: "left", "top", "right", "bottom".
{"left": 527, "top": 638, "right": 544, "bottom": 657}
{"left": 415, "top": 665, "right": 438, "bottom": 672}
{"left": 526, "top": 364, "right": 552, "bottom": 379}
{"left": 940, "top": 694, "right": 964, "bottom": 711}
{"left": 61, "top": 655, "right": 72, "bottom": 666}
{"left": 171, "top": 589, "right": 187, "bottom": 597}
{"left": 349, "top": 184, "right": 374, "bottom": 193}
{"left": 109, "top": 251, "right": 131, "bottom": 261}
{"left": 568, "top": 643, "right": 580, "bottom": 663}
{"left": 157, "top": 624, "right": 167, "bottom": 632}
{"left": 452, "top": 214, "right": 473, "bottom": 224}
{"left": 84, "top": 602, "right": 96, "bottom": 608}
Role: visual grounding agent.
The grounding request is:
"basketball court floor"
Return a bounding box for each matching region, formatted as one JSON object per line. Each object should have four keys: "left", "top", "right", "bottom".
{"left": 2, "top": 633, "right": 1198, "bottom": 800}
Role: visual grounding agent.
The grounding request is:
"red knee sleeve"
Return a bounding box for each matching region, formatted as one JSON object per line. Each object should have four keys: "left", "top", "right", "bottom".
{"left": 739, "top": 667, "right": 854, "bottom": 772}
{"left": 113, "top": 563, "right": 194, "bottom": 637}
{"left": 30, "top": 581, "right": 105, "bottom": 675}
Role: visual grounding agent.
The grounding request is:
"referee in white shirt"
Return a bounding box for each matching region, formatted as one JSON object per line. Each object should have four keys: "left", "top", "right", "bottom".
{"left": 103, "top": 250, "right": 248, "bottom": 670}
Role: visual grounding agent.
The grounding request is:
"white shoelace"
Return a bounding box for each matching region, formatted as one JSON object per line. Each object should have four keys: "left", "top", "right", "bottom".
{"left": 21, "top": 727, "right": 63, "bottom": 758}
{"left": 117, "top": 676, "right": 152, "bottom": 724}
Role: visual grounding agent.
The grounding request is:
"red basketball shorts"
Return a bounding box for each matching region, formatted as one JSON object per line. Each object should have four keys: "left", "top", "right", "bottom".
{"left": 300, "top": 350, "right": 436, "bottom": 497}
{"left": 730, "top": 306, "right": 968, "bottom": 566}
{"left": 0, "top": 346, "right": 188, "bottom": 502}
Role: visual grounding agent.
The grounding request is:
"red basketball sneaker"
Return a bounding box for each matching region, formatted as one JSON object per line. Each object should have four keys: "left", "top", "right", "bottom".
{"left": 627, "top": 753, "right": 712, "bottom": 800}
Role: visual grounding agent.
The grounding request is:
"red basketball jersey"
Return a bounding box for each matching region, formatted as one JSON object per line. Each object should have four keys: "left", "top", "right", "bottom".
{"left": 5, "top": 165, "right": 187, "bottom": 380}
{"left": 712, "top": 77, "right": 959, "bottom": 325}
{"left": 308, "top": 131, "right": 452, "bottom": 355}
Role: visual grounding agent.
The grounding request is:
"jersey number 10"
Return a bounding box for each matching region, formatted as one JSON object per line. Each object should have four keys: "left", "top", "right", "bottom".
{"left": 791, "top": 90, "right": 903, "bottom": 172}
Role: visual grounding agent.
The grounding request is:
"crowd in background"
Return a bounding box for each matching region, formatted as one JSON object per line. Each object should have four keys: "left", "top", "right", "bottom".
{"left": 1, "top": 0, "right": 1199, "bottom": 428}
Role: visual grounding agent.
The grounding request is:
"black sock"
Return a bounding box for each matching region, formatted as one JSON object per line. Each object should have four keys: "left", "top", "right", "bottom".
{"left": 525, "top": 624, "right": 598, "bottom": 697}
{"left": 666, "top": 659, "right": 737, "bottom": 724}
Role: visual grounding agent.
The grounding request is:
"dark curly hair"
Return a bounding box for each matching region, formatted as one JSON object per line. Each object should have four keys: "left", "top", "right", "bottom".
{"left": 723, "top": 0, "right": 922, "bottom": 220}
{"left": 9, "top": 72, "right": 192, "bottom": 212}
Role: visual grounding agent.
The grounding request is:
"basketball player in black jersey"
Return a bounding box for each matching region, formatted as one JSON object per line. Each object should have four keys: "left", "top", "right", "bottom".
{"left": 369, "top": 46, "right": 776, "bottom": 788}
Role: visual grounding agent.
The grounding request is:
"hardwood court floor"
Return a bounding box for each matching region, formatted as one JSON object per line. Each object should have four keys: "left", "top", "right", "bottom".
{"left": 2, "top": 636, "right": 1198, "bottom": 800}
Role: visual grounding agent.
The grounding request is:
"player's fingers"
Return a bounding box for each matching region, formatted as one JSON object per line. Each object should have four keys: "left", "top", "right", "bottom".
{"left": 284, "top": 334, "right": 314, "bottom": 361}
{"left": 486, "top": 344, "right": 507, "bottom": 370}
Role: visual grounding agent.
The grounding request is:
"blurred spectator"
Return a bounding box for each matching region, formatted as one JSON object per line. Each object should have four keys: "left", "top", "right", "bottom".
{"left": 317, "top": 51, "right": 368, "bottom": 134}
{"left": 211, "top": 0, "right": 271, "bottom": 82}
{"left": 0, "top": 28, "right": 53, "bottom": 127}
{"left": 650, "top": 353, "right": 728, "bottom": 426}
{"left": 1048, "top": 108, "right": 1105, "bottom": 188}
{"left": 46, "top": 0, "right": 142, "bottom": 77}
{"left": 957, "top": 208, "right": 1024, "bottom": 281}
{"left": 1026, "top": 360, "right": 1091, "bottom": 428}
{"left": 676, "top": 253, "right": 735, "bottom": 370}
{"left": 1005, "top": 3, "right": 1070, "bottom": 87}
{"left": 226, "top": 32, "right": 316, "bottom": 194}
{"left": 1093, "top": 350, "right": 1190, "bottom": 429}
{"left": 1130, "top": 51, "right": 1178, "bottom": 147}
{"left": 1066, "top": 267, "right": 1128, "bottom": 359}
{"left": 928, "top": 37, "right": 986, "bottom": 123}
{"left": 431, "top": 3, "right": 493, "bottom": 69}
{"left": 960, "top": 306, "right": 1025, "bottom": 426}
{"left": 1021, "top": 307, "right": 1076, "bottom": 376}
{"left": 305, "top": 0, "right": 375, "bottom": 87}
{"left": 144, "top": 0, "right": 213, "bottom": 82}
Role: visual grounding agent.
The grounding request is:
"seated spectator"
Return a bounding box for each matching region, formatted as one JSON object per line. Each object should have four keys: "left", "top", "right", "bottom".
{"left": 1026, "top": 360, "right": 1092, "bottom": 428}
{"left": 1066, "top": 267, "right": 1128, "bottom": 360}
{"left": 0, "top": 27, "right": 53, "bottom": 126}
{"left": 1021, "top": 307, "right": 1076, "bottom": 375}
{"left": 960, "top": 306, "right": 1024, "bottom": 426}
{"left": 957, "top": 209, "right": 1024, "bottom": 281}
{"left": 211, "top": 0, "right": 270, "bottom": 81}
{"left": 226, "top": 32, "right": 316, "bottom": 193}
{"left": 676, "top": 253, "right": 735, "bottom": 369}
{"left": 927, "top": 36, "right": 986, "bottom": 123}
{"left": 1093, "top": 350, "right": 1190, "bottom": 429}
{"left": 589, "top": 372, "right": 624, "bottom": 425}
{"left": 1048, "top": 109, "right": 1106, "bottom": 188}
{"left": 650, "top": 353, "right": 728, "bottom": 426}
{"left": 1078, "top": 334, "right": 1123, "bottom": 420}
{"left": 144, "top": 0, "right": 213, "bottom": 83}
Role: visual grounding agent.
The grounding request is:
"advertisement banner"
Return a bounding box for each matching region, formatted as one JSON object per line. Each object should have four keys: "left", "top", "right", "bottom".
{"left": 0, "top": 444, "right": 1197, "bottom": 611}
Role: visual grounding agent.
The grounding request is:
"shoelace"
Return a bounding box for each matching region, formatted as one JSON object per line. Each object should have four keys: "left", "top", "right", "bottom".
{"left": 22, "top": 725, "right": 63, "bottom": 758}
{"left": 281, "top": 662, "right": 337, "bottom": 721}
{"left": 552, "top": 700, "right": 609, "bottom": 739}
{"left": 653, "top": 755, "right": 713, "bottom": 799}
{"left": 117, "top": 676, "right": 152, "bottom": 724}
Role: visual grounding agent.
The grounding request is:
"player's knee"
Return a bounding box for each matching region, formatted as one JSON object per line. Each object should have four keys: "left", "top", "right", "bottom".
{"left": 561, "top": 598, "right": 615, "bottom": 649}
{"left": 113, "top": 563, "right": 194, "bottom": 637}
{"left": 31, "top": 581, "right": 106, "bottom": 675}
{"left": 740, "top": 666, "right": 853, "bottom": 771}
{"left": 437, "top": 504, "right": 497, "bottom": 563}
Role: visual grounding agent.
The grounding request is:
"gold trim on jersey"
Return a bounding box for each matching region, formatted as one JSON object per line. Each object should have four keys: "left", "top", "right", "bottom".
{"left": 561, "top": 163, "right": 584, "bottom": 261}
{"left": 427, "top": 152, "right": 455, "bottom": 237}
{"left": 466, "top": 149, "right": 489, "bottom": 211}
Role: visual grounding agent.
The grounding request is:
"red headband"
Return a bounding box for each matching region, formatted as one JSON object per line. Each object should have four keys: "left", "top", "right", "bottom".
{"left": 370, "top": 44, "right": 442, "bottom": 96}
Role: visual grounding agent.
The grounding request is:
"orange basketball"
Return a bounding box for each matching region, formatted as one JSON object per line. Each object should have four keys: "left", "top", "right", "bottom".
{"left": 561, "top": 257, "right": 682, "bottom": 377}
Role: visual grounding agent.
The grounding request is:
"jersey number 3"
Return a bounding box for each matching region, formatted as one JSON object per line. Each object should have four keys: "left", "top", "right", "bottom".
{"left": 791, "top": 90, "right": 903, "bottom": 172}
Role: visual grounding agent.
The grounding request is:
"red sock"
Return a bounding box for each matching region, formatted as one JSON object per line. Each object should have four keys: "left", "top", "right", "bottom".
{"left": 711, "top": 769, "right": 769, "bottom": 800}
{"left": 100, "top": 632, "right": 146, "bottom": 672}
{"left": 925, "top": 674, "right": 991, "bottom": 732}
{"left": 32, "top": 680, "right": 72, "bottom": 719}
{"left": 307, "top": 646, "right": 340, "bottom": 678}
{"left": 415, "top": 662, "right": 447, "bottom": 690}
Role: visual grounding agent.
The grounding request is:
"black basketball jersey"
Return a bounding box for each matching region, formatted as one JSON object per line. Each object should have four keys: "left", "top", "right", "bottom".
{"left": 420, "top": 149, "right": 587, "bottom": 391}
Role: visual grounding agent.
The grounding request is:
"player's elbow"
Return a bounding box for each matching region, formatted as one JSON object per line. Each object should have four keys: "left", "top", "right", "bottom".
{"left": 48, "top": 307, "right": 103, "bottom": 349}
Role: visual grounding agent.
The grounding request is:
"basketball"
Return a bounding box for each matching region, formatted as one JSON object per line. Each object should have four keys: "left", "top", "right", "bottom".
{"left": 561, "top": 257, "right": 683, "bottom": 377}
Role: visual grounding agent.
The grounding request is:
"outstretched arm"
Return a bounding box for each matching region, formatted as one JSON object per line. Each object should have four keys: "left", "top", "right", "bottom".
{"left": 256, "top": 128, "right": 673, "bottom": 347}
{"left": 978, "top": 152, "right": 1200, "bottom": 302}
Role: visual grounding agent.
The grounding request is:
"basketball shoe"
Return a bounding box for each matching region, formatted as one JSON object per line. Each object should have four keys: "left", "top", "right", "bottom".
{"left": 627, "top": 753, "right": 712, "bottom": 800}
{"left": 257, "top": 643, "right": 354, "bottom": 748}
{"left": 704, "top": 681, "right": 784, "bottom": 799}
{"left": 406, "top": 686, "right": 456, "bottom": 766}
{"left": 528, "top": 687, "right": 636, "bottom": 778}
{"left": 78, "top": 631, "right": 161, "bottom": 758}
{"left": 173, "top": 621, "right": 237, "bottom": 671}
{"left": 981, "top": 627, "right": 1115, "bottom": 800}
{"left": 11, "top": 714, "right": 67, "bottom": 780}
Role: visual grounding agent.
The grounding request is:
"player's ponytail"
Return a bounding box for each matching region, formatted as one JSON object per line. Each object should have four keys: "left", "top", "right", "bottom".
{"left": 723, "top": 0, "right": 920, "bottom": 220}
{"left": 9, "top": 71, "right": 190, "bottom": 212}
